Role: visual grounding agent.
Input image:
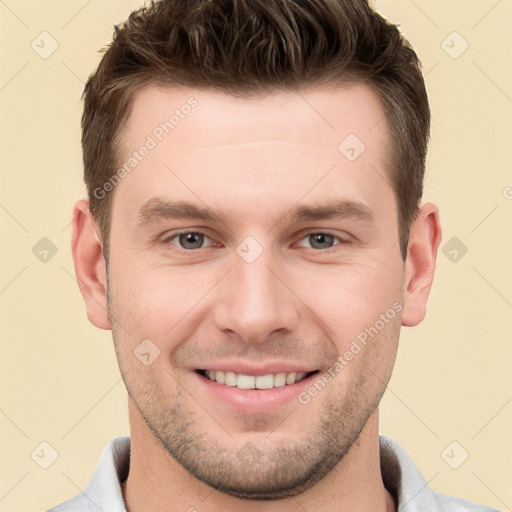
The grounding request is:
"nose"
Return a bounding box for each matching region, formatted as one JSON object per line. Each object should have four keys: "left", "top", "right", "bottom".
{"left": 213, "top": 247, "right": 300, "bottom": 344}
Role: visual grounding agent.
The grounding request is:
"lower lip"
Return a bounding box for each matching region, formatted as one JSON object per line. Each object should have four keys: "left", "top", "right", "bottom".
{"left": 192, "top": 371, "right": 318, "bottom": 414}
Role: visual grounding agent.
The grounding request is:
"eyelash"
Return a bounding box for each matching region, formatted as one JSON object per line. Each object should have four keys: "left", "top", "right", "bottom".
{"left": 162, "top": 229, "right": 349, "bottom": 254}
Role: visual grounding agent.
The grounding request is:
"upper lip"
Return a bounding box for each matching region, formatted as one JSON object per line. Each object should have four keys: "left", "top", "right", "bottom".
{"left": 195, "top": 360, "right": 318, "bottom": 377}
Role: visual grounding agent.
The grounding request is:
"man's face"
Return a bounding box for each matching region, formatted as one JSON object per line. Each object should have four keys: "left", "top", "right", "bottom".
{"left": 106, "top": 84, "right": 405, "bottom": 498}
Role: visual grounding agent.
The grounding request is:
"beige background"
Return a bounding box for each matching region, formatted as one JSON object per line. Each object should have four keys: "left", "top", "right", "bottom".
{"left": 0, "top": 1, "right": 510, "bottom": 510}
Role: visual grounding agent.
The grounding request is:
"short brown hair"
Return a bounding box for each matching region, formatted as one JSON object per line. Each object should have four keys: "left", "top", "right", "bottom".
{"left": 82, "top": 0, "right": 430, "bottom": 260}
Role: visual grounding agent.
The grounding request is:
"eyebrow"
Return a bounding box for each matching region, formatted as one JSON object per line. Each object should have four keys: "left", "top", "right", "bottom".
{"left": 289, "top": 200, "right": 374, "bottom": 224}
{"left": 136, "top": 197, "right": 375, "bottom": 227}
{"left": 136, "top": 198, "right": 224, "bottom": 225}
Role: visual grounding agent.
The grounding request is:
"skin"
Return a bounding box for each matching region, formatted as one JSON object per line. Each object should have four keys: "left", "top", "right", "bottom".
{"left": 72, "top": 84, "right": 441, "bottom": 512}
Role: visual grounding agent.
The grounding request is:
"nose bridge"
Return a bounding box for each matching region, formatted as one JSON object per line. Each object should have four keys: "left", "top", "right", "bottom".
{"left": 213, "top": 245, "right": 299, "bottom": 343}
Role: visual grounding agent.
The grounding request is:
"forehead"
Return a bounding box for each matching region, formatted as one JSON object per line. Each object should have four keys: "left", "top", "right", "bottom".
{"left": 113, "top": 83, "right": 394, "bottom": 227}
{"left": 124, "top": 83, "right": 388, "bottom": 150}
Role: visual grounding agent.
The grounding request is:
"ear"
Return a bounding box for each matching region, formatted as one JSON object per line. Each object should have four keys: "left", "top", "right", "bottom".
{"left": 401, "top": 203, "right": 442, "bottom": 327}
{"left": 71, "top": 199, "right": 111, "bottom": 330}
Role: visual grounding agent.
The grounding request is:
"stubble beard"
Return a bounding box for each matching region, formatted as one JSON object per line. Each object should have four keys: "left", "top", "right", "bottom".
{"left": 112, "top": 336, "right": 392, "bottom": 500}
{"left": 106, "top": 278, "right": 397, "bottom": 500}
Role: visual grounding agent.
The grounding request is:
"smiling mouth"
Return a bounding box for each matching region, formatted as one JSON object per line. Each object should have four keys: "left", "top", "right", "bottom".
{"left": 196, "top": 369, "right": 319, "bottom": 390}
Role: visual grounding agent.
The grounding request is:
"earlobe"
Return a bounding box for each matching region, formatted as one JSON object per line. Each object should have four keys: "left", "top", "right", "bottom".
{"left": 401, "top": 203, "right": 442, "bottom": 327}
{"left": 71, "top": 199, "right": 111, "bottom": 330}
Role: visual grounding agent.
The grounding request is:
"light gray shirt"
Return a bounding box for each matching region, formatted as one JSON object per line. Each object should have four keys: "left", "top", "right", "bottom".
{"left": 47, "top": 435, "right": 500, "bottom": 511}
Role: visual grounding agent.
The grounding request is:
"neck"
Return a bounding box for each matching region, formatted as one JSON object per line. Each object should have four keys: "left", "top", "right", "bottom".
{"left": 122, "top": 399, "right": 395, "bottom": 512}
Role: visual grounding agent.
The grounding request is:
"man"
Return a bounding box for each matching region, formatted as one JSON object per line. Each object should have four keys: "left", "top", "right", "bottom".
{"left": 48, "top": 0, "right": 498, "bottom": 511}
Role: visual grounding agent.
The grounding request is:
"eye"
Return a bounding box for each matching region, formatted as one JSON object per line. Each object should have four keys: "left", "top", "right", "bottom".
{"left": 162, "top": 230, "right": 346, "bottom": 252}
{"left": 165, "top": 231, "right": 214, "bottom": 250}
{"left": 296, "top": 232, "right": 345, "bottom": 250}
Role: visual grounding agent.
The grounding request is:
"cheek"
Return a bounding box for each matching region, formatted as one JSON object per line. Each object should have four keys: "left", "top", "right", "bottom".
{"left": 108, "top": 260, "right": 217, "bottom": 341}
{"left": 290, "top": 259, "right": 403, "bottom": 338}
{"left": 333, "top": 312, "right": 401, "bottom": 395}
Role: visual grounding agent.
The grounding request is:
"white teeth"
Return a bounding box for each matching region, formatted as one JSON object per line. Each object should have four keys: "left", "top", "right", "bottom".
{"left": 225, "top": 371, "right": 237, "bottom": 386}
{"left": 286, "top": 372, "right": 296, "bottom": 385}
{"left": 237, "top": 374, "right": 256, "bottom": 389}
{"left": 255, "top": 374, "right": 274, "bottom": 389}
{"left": 274, "top": 372, "right": 286, "bottom": 387}
{"left": 202, "top": 370, "right": 310, "bottom": 389}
